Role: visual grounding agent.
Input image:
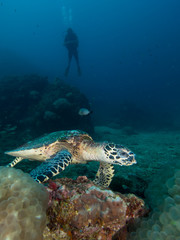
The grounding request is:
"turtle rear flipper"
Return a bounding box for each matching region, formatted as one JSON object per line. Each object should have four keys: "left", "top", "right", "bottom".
{"left": 30, "top": 150, "right": 72, "bottom": 183}
{"left": 93, "top": 162, "right": 114, "bottom": 188}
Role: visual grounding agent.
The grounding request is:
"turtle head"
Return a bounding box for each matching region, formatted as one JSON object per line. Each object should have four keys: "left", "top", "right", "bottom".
{"left": 103, "top": 143, "right": 136, "bottom": 166}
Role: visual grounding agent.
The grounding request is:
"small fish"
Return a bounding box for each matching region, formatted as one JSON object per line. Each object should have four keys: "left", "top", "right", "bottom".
{"left": 78, "top": 108, "right": 92, "bottom": 116}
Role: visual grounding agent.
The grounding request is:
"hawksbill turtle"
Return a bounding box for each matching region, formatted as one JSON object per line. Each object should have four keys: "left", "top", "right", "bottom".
{"left": 5, "top": 130, "right": 136, "bottom": 187}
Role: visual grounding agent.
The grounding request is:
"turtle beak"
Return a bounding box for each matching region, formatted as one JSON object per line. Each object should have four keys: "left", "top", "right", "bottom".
{"left": 127, "top": 154, "right": 136, "bottom": 165}
{"left": 5, "top": 149, "right": 37, "bottom": 159}
{"left": 5, "top": 150, "right": 27, "bottom": 158}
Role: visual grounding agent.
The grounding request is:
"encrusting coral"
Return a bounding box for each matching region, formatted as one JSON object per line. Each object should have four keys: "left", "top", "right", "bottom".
{"left": 129, "top": 167, "right": 180, "bottom": 240}
{"left": 0, "top": 167, "right": 48, "bottom": 240}
{"left": 43, "top": 176, "right": 147, "bottom": 240}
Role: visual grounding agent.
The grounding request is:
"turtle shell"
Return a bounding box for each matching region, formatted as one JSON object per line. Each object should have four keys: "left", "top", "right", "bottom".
{"left": 13, "top": 130, "right": 92, "bottom": 151}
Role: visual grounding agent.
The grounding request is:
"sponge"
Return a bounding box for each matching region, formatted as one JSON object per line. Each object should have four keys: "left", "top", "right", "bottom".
{"left": 0, "top": 167, "right": 48, "bottom": 240}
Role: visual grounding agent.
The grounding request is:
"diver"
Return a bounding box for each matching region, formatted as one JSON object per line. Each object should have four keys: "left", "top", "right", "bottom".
{"left": 64, "top": 28, "right": 81, "bottom": 77}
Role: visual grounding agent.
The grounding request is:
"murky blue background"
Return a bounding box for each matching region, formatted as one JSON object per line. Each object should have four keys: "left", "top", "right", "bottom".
{"left": 0, "top": 0, "right": 180, "bottom": 128}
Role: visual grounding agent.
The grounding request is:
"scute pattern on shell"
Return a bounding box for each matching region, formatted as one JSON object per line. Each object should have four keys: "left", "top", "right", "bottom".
{"left": 13, "top": 130, "right": 89, "bottom": 151}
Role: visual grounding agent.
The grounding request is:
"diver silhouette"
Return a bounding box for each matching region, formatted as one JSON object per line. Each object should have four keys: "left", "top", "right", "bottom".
{"left": 64, "top": 28, "right": 81, "bottom": 77}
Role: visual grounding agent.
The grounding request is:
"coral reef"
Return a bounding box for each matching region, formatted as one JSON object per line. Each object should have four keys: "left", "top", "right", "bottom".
{"left": 0, "top": 75, "right": 93, "bottom": 166}
{"left": 0, "top": 167, "right": 48, "bottom": 240}
{"left": 0, "top": 74, "right": 48, "bottom": 126}
{"left": 128, "top": 165, "right": 180, "bottom": 240}
{"left": 0, "top": 75, "right": 93, "bottom": 136}
{"left": 44, "top": 176, "right": 147, "bottom": 240}
{"left": 33, "top": 78, "right": 93, "bottom": 134}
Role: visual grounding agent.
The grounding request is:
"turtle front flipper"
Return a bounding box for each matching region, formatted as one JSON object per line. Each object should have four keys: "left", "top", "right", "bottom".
{"left": 30, "top": 150, "right": 72, "bottom": 183}
{"left": 6, "top": 157, "right": 24, "bottom": 168}
{"left": 93, "top": 162, "right": 114, "bottom": 188}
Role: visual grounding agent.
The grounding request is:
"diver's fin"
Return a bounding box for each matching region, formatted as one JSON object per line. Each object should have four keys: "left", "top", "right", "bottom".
{"left": 93, "top": 162, "right": 114, "bottom": 187}
{"left": 6, "top": 157, "right": 24, "bottom": 168}
{"left": 30, "top": 150, "right": 72, "bottom": 183}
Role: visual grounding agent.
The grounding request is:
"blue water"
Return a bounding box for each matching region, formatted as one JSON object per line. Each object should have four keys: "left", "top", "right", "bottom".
{"left": 0, "top": 0, "right": 180, "bottom": 128}
{"left": 1, "top": 3, "right": 180, "bottom": 237}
